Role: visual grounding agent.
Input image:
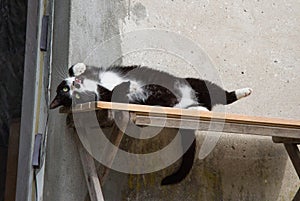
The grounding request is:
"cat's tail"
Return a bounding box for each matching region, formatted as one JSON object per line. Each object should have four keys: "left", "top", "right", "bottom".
{"left": 161, "top": 129, "right": 196, "bottom": 186}
{"left": 185, "top": 78, "right": 252, "bottom": 108}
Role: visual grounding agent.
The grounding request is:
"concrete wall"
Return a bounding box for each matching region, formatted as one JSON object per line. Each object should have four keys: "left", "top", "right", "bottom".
{"left": 119, "top": 1, "right": 300, "bottom": 200}
{"left": 46, "top": 0, "right": 300, "bottom": 200}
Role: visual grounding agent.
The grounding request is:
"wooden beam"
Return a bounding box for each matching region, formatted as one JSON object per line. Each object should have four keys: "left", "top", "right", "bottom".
{"left": 134, "top": 115, "right": 300, "bottom": 139}
{"left": 75, "top": 133, "right": 105, "bottom": 201}
{"left": 60, "top": 101, "right": 300, "bottom": 130}
{"left": 273, "top": 137, "right": 300, "bottom": 144}
{"left": 100, "top": 111, "right": 128, "bottom": 185}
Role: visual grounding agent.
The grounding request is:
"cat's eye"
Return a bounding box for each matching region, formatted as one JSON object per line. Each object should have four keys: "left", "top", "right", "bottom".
{"left": 63, "top": 87, "right": 69, "bottom": 92}
{"left": 75, "top": 93, "right": 80, "bottom": 99}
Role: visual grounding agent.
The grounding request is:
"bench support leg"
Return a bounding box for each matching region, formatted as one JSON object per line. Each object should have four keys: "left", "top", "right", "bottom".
{"left": 100, "top": 111, "right": 128, "bottom": 185}
{"left": 76, "top": 135, "right": 105, "bottom": 201}
{"left": 284, "top": 143, "right": 300, "bottom": 201}
{"left": 74, "top": 111, "right": 128, "bottom": 201}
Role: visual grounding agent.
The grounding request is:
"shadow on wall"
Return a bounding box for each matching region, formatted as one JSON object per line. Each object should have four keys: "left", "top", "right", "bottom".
{"left": 102, "top": 133, "right": 288, "bottom": 201}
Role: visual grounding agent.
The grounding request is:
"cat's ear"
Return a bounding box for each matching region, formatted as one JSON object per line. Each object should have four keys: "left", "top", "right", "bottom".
{"left": 50, "top": 95, "right": 63, "bottom": 109}
{"left": 68, "top": 63, "right": 86, "bottom": 77}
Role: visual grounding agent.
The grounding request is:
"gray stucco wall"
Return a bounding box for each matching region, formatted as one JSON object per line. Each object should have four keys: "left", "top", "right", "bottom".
{"left": 119, "top": 1, "right": 299, "bottom": 200}
{"left": 45, "top": 0, "right": 126, "bottom": 201}
{"left": 45, "top": 0, "right": 300, "bottom": 201}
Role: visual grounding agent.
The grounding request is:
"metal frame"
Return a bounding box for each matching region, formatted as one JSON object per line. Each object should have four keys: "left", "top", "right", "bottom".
{"left": 15, "top": 0, "right": 54, "bottom": 200}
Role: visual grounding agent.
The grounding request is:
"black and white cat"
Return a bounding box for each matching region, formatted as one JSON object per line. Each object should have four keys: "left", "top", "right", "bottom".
{"left": 50, "top": 63, "right": 252, "bottom": 185}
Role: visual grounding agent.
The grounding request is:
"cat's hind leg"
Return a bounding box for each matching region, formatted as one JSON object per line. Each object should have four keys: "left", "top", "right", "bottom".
{"left": 226, "top": 87, "right": 252, "bottom": 104}
{"left": 235, "top": 88, "right": 252, "bottom": 100}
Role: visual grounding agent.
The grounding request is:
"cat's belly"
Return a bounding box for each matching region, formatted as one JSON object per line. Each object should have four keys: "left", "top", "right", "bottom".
{"left": 99, "top": 71, "right": 128, "bottom": 90}
{"left": 173, "top": 85, "right": 198, "bottom": 109}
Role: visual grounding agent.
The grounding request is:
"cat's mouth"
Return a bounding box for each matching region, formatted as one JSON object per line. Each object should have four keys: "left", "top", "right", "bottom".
{"left": 50, "top": 95, "right": 72, "bottom": 109}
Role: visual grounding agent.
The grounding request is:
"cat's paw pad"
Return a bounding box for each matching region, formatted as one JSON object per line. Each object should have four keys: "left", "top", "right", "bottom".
{"left": 70, "top": 63, "right": 86, "bottom": 76}
{"left": 236, "top": 88, "right": 252, "bottom": 99}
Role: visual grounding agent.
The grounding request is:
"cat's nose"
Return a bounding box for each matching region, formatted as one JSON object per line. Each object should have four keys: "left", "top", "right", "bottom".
{"left": 74, "top": 83, "right": 81, "bottom": 89}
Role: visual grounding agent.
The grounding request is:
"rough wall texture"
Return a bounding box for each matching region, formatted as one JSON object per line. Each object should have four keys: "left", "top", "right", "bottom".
{"left": 47, "top": 0, "right": 300, "bottom": 201}
{"left": 117, "top": 1, "right": 300, "bottom": 201}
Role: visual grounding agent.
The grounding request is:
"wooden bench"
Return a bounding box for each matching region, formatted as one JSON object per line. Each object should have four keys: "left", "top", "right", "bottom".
{"left": 61, "top": 101, "right": 300, "bottom": 201}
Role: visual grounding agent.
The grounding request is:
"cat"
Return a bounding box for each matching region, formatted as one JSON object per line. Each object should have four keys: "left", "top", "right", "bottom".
{"left": 50, "top": 63, "right": 252, "bottom": 185}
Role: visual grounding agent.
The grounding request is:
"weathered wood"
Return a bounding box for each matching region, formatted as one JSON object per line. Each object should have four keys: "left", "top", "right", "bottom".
{"left": 134, "top": 115, "right": 300, "bottom": 139}
{"left": 61, "top": 101, "right": 300, "bottom": 130}
{"left": 75, "top": 134, "right": 105, "bottom": 201}
{"left": 273, "top": 137, "right": 300, "bottom": 144}
{"left": 100, "top": 111, "right": 128, "bottom": 185}
{"left": 62, "top": 101, "right": 300, "bottom": 201}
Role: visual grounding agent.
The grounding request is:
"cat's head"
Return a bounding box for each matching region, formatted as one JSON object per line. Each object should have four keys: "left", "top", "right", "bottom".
{"left": 50, "top": 78, "right": 115, "bottom": 109}
{"left": 50, "top": 78, "right": 75, "bottom": 109}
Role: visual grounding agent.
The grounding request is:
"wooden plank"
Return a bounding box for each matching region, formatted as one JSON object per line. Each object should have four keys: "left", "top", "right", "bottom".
{"left": 76, "top": 134, "right": 105, "bottom": 201}
{"left": 134, "top": 115, "right": 300, "bottom": 139}
{"left": 100, "top": 111, "right": 128, "bottom": 185}
{"left": 273, "top": 137, "right": 300, "bottom": 144}
{"left": 61, "top": 101, "right": 300, "bottom": 130}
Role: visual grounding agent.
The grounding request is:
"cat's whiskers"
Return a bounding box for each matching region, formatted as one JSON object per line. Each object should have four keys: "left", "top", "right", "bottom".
{"left": 52, "top": 67, "right": 69, "bottom": 81}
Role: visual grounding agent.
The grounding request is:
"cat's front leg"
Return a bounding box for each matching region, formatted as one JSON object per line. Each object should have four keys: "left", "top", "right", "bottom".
{"left": 68, "top": 63, "right": 87, "bottom": 77}
{"left": 111, "top": 81, "right": 131, "bottom": 103}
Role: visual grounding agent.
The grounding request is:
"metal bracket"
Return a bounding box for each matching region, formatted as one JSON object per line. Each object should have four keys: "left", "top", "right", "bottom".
{"left": 40, "top": 15, "right": 49, "bottom": 51}
{"left": 32, "top": 134, "right": 43, "bottom": 169}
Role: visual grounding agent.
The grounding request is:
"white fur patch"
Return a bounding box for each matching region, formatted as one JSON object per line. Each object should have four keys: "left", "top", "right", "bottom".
{"left": 65, "top": 77, "right": 75, "bottom": 86}
{"left": 74, "top": 79, "right": 99, "bottom": 96}
{"left": 129, "top": 81, "right": 141, "bottom": 93}
{"left": 187, "top": 106, "right": 209, "bottom": 111}
{"left": 235, "top": 88, "right": 252, "bottom": 99}
{"left": 174, "top": 85, "right": 197, "bottom": 109}
{"left": 65, "top": 77, "right": 75, "bottom": 95}
{"left": 128, "top": 81, "right": 148, "bottom": 102}
{"left": 72, "top": 63, "right": 86, "bottom": 76}
{"left": 99, "top": 71, "right": 128, "bottom": 90}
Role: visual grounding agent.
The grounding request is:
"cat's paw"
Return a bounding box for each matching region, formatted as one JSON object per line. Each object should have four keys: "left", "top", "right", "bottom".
{"left": 69, "top": 63, "right": 86, "bottom": 77}
{"left": 111, "top": 81, "right": 130, "bottom": 103}
{"left": 235, "top": 88, "right": 253, "bottom": 99}
{"left": 187, "top": 106, "right": 210, "bottom": 111}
